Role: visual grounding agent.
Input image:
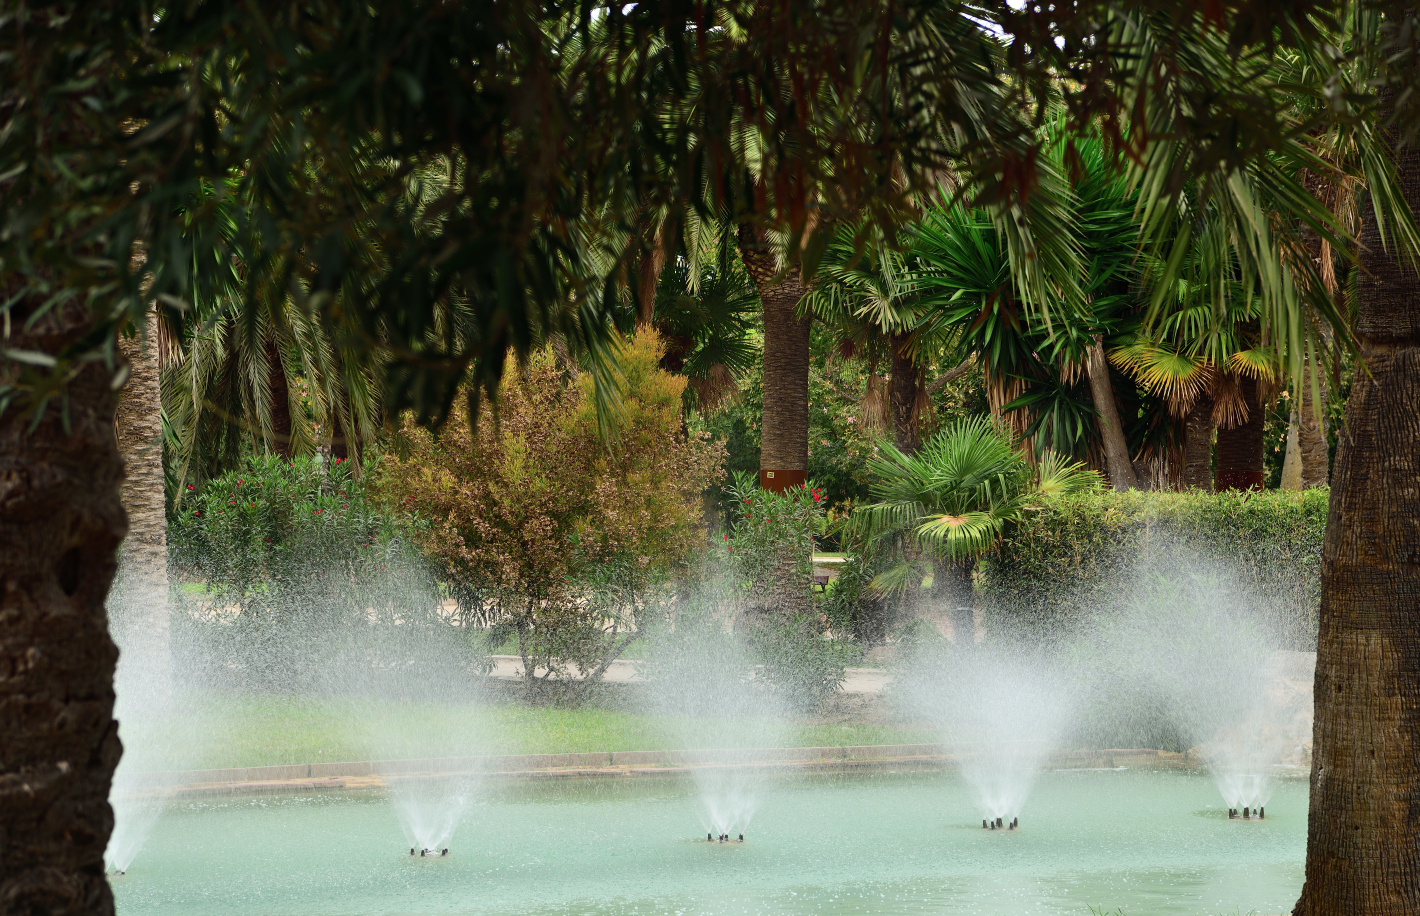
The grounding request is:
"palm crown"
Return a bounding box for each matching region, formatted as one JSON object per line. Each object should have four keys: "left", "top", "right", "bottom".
{"left": 852, "top": 418, "right": 1102, "bottom": 591}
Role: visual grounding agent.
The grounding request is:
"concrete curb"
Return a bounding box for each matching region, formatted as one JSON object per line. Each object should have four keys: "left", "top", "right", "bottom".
{"left": 125, "top": 746, "right": 1205, "bottom": 798}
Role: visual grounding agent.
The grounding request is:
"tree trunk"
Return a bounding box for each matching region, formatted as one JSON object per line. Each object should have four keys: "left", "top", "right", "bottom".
{"left": 0, "top": 304, "right": 125, "bottom": 915}
{"left": 113, "top": 308, "right": 171, "bottom": 699}
{"left": 930, "top": 558, "right": 975, "bottom": 648}
{"left": 1214, "top": 374, "right": 1266, "bottom": 490}
{"left": 1085, "top": 336, "right": 1138, "bottom": 490}
{"left": 737, "top": 223, "right": 812, "bottom": 618}
{"left": 1183, "top": 396, "right": 1215, "bottom": 490}
{"left": 265, "top": 334, "right": 294, "bottom": 459}
{"left": 737, "top": 224, "right": 810, "bottom": 495}
{"left": 637, "top": 219, "right": 673, "bottom": 328}
{"left": 1298, "top": 360, "right": 1330, "bottom": 488}
{"left": 889, "top": 332, "right": 920, "bottom": 455}
{"left": 1280, "top": 410, "right": 1304, "bottom": 490}
{"left": 1292, "top": 124, "right": 1420, "bottom": 916}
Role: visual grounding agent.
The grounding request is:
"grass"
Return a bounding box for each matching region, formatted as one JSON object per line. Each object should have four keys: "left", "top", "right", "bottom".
{"left": 155, "top": 691, "right": 935, "bottom": 770}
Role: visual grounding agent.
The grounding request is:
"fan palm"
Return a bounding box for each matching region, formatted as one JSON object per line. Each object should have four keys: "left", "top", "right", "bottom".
{"left": 851, "top": 417, "right": 1101, "bottom": 644}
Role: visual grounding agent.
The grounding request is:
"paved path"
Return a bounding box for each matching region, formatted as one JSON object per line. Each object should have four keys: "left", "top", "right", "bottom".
{"left": 486, "top": 656, "right": 891, "bottom": 695}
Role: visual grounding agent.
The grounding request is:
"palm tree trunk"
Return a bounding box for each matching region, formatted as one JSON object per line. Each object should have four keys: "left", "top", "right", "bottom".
{"left": 113, "top": 308, "right": 171, "bottom": 698}
{"left": 930, "top": 558, "right": 975, "bottom": 648}
{"left": 1298, "top": 360, "right": 1330, "bottom": 487}
{"left": 889, "top": 332, "right": 920, "bottom": 454}
{"left": 1183, "top": 396, "right": 1215, "bottom": 490}
{"left": 265, "top": 333, "right": 294, "bottom": 459}
{"left": 737, "top": 224, "right": 810, "bottom": 494}
{"left": 1292, "top": 121, "right": 1420, "bottom": 916}
{"left": 1214, "top": 374, "right": 1266, "bottom": 490}
{"left": 1085, "top": 337, "right": 1138, "bottom": 490}
{"left": 737, "top": 223, "right": 811, "bottom": 618}
{"left": 636, "top": 219, "right": 674, "bottom": 327}
{"left": 1280, "top": 410, "right": 1303, "bottom": 490}
{"left": 0, "top": 305, "right": 125, "bottom": 915}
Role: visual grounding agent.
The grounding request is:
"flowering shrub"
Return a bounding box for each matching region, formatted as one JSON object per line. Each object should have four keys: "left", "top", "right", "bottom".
{"left": 723, "top": 472, "right": 826, "bottom": 591}
{"left": 718, "top": 473, "right": 854, "bottom": 707}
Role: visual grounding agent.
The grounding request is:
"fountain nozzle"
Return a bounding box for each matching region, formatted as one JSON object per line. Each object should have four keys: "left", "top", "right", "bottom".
{"left": 982, "top": 819, "right": 988, "bottom": 829}
{"left": 1243, "top": 806, "right": 1250, "bottom": 819}
{"left": 1259, "top": 806, "right": 1265, "bottom": 819}
{"left": 738, "top": 834, "right": 744, "bottom": 843}
{"left": 1010, "top": 817, "right": 1018, "bottom": 830}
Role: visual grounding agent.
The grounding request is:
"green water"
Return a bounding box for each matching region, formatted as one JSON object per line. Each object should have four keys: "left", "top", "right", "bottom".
{"left": 111, "top": 768, "right": 1305, "bottom": 916}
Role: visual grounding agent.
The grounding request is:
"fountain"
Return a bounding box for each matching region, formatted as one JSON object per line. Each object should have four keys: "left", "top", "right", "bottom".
{"left": 105, "top": 567, "right": 186, "bottom": 876}
{"left": 102, "top": 533, "right": 1312, "bottom": 913}
{"left": 1093, "top": 559, "right": 1306, "bottom": 816}
{"left": 643, "top": 597, "right": 791, "bottom": 840}
{"left": 898, "top": 641, "right": 1072, "bottom": 828}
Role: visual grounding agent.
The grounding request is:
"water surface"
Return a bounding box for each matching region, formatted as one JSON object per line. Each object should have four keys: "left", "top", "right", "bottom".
{"left": 112, "top": 767, "right": 1304, "bottom": 916}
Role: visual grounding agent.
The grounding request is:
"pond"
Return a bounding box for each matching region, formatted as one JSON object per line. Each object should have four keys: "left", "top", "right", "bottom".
{"left": 110, "top": 766, "right": 1305, "bottom": 916}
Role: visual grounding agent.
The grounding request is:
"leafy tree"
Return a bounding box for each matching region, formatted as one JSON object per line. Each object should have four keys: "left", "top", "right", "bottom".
{"left": 376, "top": 334, "right": 722, "bottom": 700}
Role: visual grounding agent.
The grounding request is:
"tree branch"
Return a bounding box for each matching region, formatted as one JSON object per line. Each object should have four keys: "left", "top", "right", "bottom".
{"left": 926, "top": 356, "right": 977, "bottom": 395}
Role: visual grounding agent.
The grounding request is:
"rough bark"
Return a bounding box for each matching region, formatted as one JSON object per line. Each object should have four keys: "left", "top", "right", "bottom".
{"left": 1281, "top": 410, "right": 1304, "bottom": 490}
{"left": 1292, "top": 127, "right": 1420, "bottom": 916}
{"left": 0, "top": 302, "right": 125, "bottom": 915}
{"left": 1298, "top": 361, "right": 1330, "bottom": 488}
{"left": 265, "top": 334, "right": 294, "bottom": 459}
{"left": 636, "top": 220, "right": 673, "bottom": 328}
{"left": 1085, "top": 337, "right": 1138, "bottom": 491}
{"left": 113, "top": 308, "right": 171, "bottom": 699}
{"left": 1214, "top": 374, "right": 1266, "bottom": 490}
{"left": 889, "top": 332, "right": 920, "bottom": 455}
{"left": 737, "top": 224, "right": 810, "bottom": 494}
{"left": 1183, "top": 396, "right": 1215, "bottom": 490}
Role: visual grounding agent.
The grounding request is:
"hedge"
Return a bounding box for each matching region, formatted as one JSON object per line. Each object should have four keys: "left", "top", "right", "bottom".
{"left": 981, "top": 488, "right": 1329, "bottom": 648}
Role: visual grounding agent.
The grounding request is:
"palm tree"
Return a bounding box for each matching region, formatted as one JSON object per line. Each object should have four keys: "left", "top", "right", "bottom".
{"left": 852, "top": 417, "right": 1101, "bottom": 645}
{"left": 113, "top": 307, "right": 174, "bottom": 697}
{"left": 802, "top": 224, "right": 949, "bottom": 455}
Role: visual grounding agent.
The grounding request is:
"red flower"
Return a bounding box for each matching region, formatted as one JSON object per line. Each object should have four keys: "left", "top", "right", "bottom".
{"left": 314, "top": 509, "right": 323, "bottom": 514}
{"left": 250, "top": 502, "right": 256, "bottom": 507}
{"left": 185, "top": 484, "right": 195, "bottom": 491}
{"left": 238, "top": 479, "right": 244, "bottom": 486}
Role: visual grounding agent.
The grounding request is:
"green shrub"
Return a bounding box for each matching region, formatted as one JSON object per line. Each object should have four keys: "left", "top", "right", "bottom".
{"left": 819, "top": 549, "right": 905, "bottom": 645}
{"left": 723, "top": 471, "right": 825, "bottom": 593}
{"left": 720, "top": 473, "right": 856, "bottom": 705}
{"left": 168, "top": 455, "right": 456, "bottom": 691}
{"left": 983, "top": 488, "right": 1328, "bottom": 647}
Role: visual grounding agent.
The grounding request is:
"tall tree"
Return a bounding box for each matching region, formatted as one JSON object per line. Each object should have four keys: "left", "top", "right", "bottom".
{"left": 1292, "top": 114, "right": 1420, "bottom": 916}
{"left": 737, "top": 224, "right": 812, "bottom": 492}
{"left": 113, "top": 308, "right": 171, "bottom": 696}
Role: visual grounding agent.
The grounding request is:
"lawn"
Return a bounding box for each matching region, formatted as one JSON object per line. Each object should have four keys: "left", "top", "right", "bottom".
{"left": 151, "top": 691, "right": 934, "bottom": 770}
